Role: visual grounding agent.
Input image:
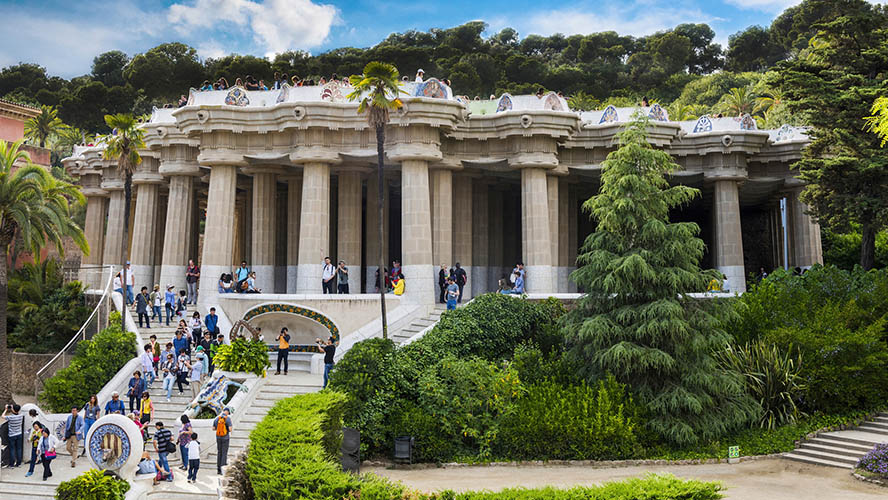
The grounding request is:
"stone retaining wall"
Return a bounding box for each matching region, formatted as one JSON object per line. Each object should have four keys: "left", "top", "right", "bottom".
{"left": 12, "top": 352, "right": 58, "bottom": 395}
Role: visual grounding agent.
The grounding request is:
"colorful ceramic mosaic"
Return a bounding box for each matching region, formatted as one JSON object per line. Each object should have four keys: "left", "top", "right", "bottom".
{"left": 414, "top": 78, "right": 448, "bottom": 99}
{"left": 775, "top": 124, "right": 795, "bottom": 142}
{"left": 599, "top": 105, "right": 619, "bottom": 124}
{"left": 456, "top": 95, "right": 469, "bottom": 106}
{"left": 242, "top": 303, "right": 339, "bottom": 352}
{"left": 739, "top": 114, "right": 757, "bottom": 130}
{"left": 693, "top": 115, "right": 713, "bottom": 133}
{"left": 648, "top": 103, "right": 668, "bottom": 121}
{"left": 276, "top": 84, "right": 290, "bottom": 103}
{"left": 224, "top": 87, "right": 250, "bottom": 107}
{"left": 320, "top": 81, "right": 345, "bottom": 102}
{"left": 544, "top": 93, "right": 563, "bottom": 111}
{"left": 184, "top": 374, "right": 246, "bottom": 418}
{"left": 88, "top": 423, "right": 131, "bottom": 470}
{"left": 496, "top": 95, "right": 513, "bottom": 112}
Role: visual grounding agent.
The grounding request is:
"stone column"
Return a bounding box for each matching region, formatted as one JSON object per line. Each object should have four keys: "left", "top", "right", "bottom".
{"left": 246, "top": 168, "right": 279, "bottom": 290}
{"left": 102, "top": 188, "right": 126, "bottom": 269}
{"left": 521, "top": 167, "right": 554, "bottom": 293}
{"left": 401, "top": 160, "right": 435, "bottom": 304}
{"left": 487, "top": 188, "right": 503, "bottom": 291}
{"left": 296, "top": 162, "right": 331, "bottom": 293}
{"left": 713, "top": 180, "right": 746, "bottom": 293}
{"left": 153, "top": 193, "right": 167, "bottom": 286}
{"left": 430, "top": 169, "right": 453, "bottom": 270}
{"left": 81, "top": 192, "right": 108, "bottom": 288}
{"left": 338, "top": 171, "right": 363, "bottom": 293}
{"left": 198, "top": 165, "right": 238, "bottom": 302}
{"left": 787, "top": 188, "right": 823, "bottom": 268}
{"left": 159, "top": 174, "right": 196, "bottom": 293}
{"left": 557, "top": 179, "right": 570, "bottom": 292}
{"left": 452, "top": 175, "right": 473, "bottom": 301}
{"left": 471, "top": 181, "right": 489, "bottom": 297}
{"left": 568, "top": 186, "right": 578, "bottom": 293}
{"left": 130, "top": 181, "right": 160, "bottom": 289}
{"left": 365, "top": 174, "right": 389, "bottom": 291}
{"left": 546, "top": 175, "right": 561, "bottom": 292}
{"left": 285, "top": 176, "right": 302, "bottom": 293}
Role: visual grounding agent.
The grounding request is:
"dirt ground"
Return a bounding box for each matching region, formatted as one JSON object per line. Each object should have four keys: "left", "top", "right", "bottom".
{"left": 366, "top": 458, "right": 886, "bottom": 499}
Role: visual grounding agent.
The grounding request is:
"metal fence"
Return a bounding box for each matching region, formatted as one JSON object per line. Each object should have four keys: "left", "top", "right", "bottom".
{"left": 33, "top": 265, "right": 115, "bottom": 397}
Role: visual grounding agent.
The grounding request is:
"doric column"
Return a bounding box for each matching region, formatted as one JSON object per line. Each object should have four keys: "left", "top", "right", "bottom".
{"left": 787, "top": 188, "right": 823, "bottom": 268}
{"left": 198, "top": 165, "right": 238, "bottom": 302}
{"left": 471, "top": 180, "right": 489, "bottom": 297}
{"left": 296, "top": 162, "right": 331, "bottom": 293}
{"left": 285, "top": 176, "right": 302, "bottom": 293}
{"left": 102, "top": 188, "right": 125, "bottom": 269}
{"left": 557, "top": 178, "right": 570, "bottom": 292}
{"left": 521, "top": 167, "right": 554, "bottom": 293}
{"left": 159, "top": 174, "right": 196, "bottom": 293}
{"left": 129, "top": 155, "right": 163, "bottom": 288}
{"left": 364, "top": 174, "right": 389, "bottom": 291}
{"left": 713, "top": 180, "right": 746, "bottom": 293}
{"left": 568, "top": 186, "right": 578, "bottom": 293}
{"left": 80, "top": 187, "right": 108, "bottom": 289}
{"left": 245, "top": 167, "right": 280, "bottom": 290}
{"left": 337, "top": 171, "right": 363, "bottom": 293}
{"left": 400, "top": 160, "right": 435, "bottom": 304}
{"left": 487, "top": 188, "right": 503, "bottom": 291}
{"left": 430, "top": 169, "right": 453, "bottom": 270}
{"left": 153, "top": 193, "right": 167, "bottom": 286}
{"left": 452, "top": 174, "right": 473, "bottom": 300}
{"left": 546, "top": 175, "right": 561, "bottom": 292}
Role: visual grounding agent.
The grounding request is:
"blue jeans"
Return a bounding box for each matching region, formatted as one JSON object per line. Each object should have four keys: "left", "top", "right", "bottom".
{"left": 126, "top": 285, "right": 134, "bottom": 305}
{"left": 9, "top": 434, "right": 23, "bottom": 466}
{"left": 180, "top": 444, "right": 188, "bottom": 467}
{"left": 157, "top": 451, "right": 170, "bottom": 474}
{"left": 163, "top": 375, "right": 175, "bottom": 399}
{"left": 323, "top": 363, "right": 334, "bottom": 388}
{"left": 152, "top": 305, "right": 161, "bottom": 320}
{"left": 188, "top": 459, "right": 200, "bottom": 481}
{"left": 84, "top": 418, "right": 96, "bottom": 439}
{"left": 447, "top": 299, "right": 457, "bottom": 310}
{"left": 27, "top": 444, "right": 38, "bottom": 473}
{"left": 165, "top": 304, "right": 173, "bottom": 325}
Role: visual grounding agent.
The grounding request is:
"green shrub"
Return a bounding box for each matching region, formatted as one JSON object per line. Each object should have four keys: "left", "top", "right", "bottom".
{"left": 447, "top": 474, "right": 723, "bottom": 500}
{"left": 213, "top": 338, "right": 269, "bottom": 376}
{"left": 40, "top": 312, "right": 137, "bottom": 413}
{"left": 56, "top": 468, "right": 129, "bottom": 500}
{"left": 497, "top": 377, "right": 641, "bottom": 460}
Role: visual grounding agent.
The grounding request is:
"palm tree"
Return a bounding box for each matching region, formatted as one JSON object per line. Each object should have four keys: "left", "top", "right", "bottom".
{"left": 666, "top": 102, "right": 701, "bottom": 122}
{"left": 717, "top": 86, "right": 758, "bottom": 117}
{"left": 24, "top": 105, "right": 67, "bottom": 148}
{"left": 754, "top": 89, "right": 784, "bottom": 116}
{"left": 347, "top": 62, "right": 404, "bottom": 339}
{"left": 0, "top": 140, "right": 87, "bottom": 404}
{"left": 567, "top": 91, "right": 600, "bottom": 111}
{"left": 101, "top": 113, "right": 145, "bottom": 334}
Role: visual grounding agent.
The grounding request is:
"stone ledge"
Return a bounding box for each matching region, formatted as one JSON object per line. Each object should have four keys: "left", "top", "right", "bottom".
{"left": 852, "top": 470, "right": 888, "bottom": 488}
{"left": 363, "top": 453, "right": 785, "bottom": 470}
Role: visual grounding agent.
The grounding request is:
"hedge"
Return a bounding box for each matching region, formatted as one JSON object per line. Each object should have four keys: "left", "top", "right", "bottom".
{"left": 56, "top": 468, "right": 129, "bottom": 500}
{"left": 244, "top": 392, "right": 725, "bottom": 500}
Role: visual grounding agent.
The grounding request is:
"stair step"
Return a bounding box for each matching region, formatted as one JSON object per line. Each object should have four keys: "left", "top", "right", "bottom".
{"left": 858, "top": 422, "right": 888, "bottom": 432}
{"left": 822, "top": 431, "right": 886, "bottom": 448}
{"left": 783, "top": 453, "right": 854, "bottom": 469}
{"left": 790, "top": 448, "right": 860, "bottom": 465}
{"left": 798, "top": 442, "right": 869, "bottom": 459}
{"left": 807, "top": 437, "right": 874, "bottom": 454}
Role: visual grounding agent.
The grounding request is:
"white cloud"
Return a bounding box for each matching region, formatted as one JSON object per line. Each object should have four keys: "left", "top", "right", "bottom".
{"left": 167, "top": 0, "right": 340, "bottom": 56}
{"left": 522, "top": 3, "right": 717, "bottom": 38}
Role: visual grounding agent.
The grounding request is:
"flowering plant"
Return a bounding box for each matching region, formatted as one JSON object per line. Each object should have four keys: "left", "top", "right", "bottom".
{"left": 856, "top": 443, "right": 888, "bottom": 477}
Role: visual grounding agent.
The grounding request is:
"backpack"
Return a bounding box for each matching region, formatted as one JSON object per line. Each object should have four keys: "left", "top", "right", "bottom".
{"left": 215, "top": 417, "right": 228, "bottom": 437}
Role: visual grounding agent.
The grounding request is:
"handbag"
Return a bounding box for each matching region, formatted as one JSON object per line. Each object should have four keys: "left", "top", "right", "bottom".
{"left": 166, "top": 440, "right": 176, "bottom": 453}
{"left": 44, "top": 451, "right": 56, "bottom": 459}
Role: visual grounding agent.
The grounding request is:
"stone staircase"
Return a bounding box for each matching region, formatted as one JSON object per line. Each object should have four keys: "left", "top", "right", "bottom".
{"left": 784, "top": 412, "right": 888, "bottom": 469}
{"left": 390, "top": 304, "right": 447, "bottom": 344}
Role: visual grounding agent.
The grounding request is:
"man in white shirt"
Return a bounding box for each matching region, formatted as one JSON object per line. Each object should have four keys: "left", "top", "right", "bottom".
{"left": 415, "top": 69, "right": 424, "bottom": 82}
{"left": 321, "top": 257, "right": 335, "bottom": 294}
{"left": 124, "top": 262, "right": 135, "bottom": 306}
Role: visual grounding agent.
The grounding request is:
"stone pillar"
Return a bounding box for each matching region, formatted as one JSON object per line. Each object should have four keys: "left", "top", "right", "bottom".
{"left": 546, "top": 175, "right": 561, "bottom": 292}
{"left": 487, "top": 189, "right": 503, "bottom": 291}
{"left": 365, "top": 174, "right": 389, "bottom": 291}
{"left": 521, "top": 167, "right": 554, "bottom": 293}
{"left": 285, "top": 176, "right": 302, "bottom": 293}
{"left": 471, "top": 181, "right": 489, "bottom": 297}
{"left": 430, "top": 169, "right": 453, "bottom": 270}
{"left": 557, "top": 179, "right": 570, "bottom": 292}
{"left": 247, "top": 169, "right": 278, "bottom": 290}
{"left": 130, "top": 182, "right": 160, "bottom": 288}
{"left": 401, "top": 160, "right": 435, "bottom": 305}
{"left": 713, "top": 180, "right": 746, "bottom": 293}
{"left": 159, "top": 175, "right": 195, "bottom": 293}
{"left": 81, "top": 193, "right": 108, "bottom": 288}
{"left": 452, "top": 175, "right": 473, "bottom": 301}
{"left": 787, "top": 188, "right": 823, "bottom": 268}
{"left": 567, "top": 185, "right": 578, "bottom": 293}
{"left": 296, "top": 162, "right": 330, "bottom": 293}
{"left": 102, "top": 189, "right": 126, "bottom": 269}
{"left": 338, "top": 171, "right": 362, "bottom": 293}
{"left": 198, "top": 165, "right": 238, "bottom": 302}
{"left": 153, "top": 193, "right": 167, "bottom": 286}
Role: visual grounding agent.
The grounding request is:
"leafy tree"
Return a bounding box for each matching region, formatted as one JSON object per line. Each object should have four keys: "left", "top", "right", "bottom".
{"left": 91, "top": 50, "right": 129, "bottom": 88}
{"left": 775, "top": 1, "right": 888, "bottom": 269}
{"left": 0, "top": 140, "right": 86, "bottom": 405}
{"left": 672, "top": 72, "right": 762, "bottom": 109}
{"left": 205, "top": 54, "right": 274, "bottom": 86}
{"left": 123, "top": 42, "right": 205, "bottom": 102}
{"left": 347, "top": 62, "right": 403, "bottom": 338}
{"left": 717, "top": 86, "right": 757, "bottom": 116}
{"left": 562, "top": 115, "right": 758, "bottom": 445}
{"left": 567, "top": 91, "right": 600, "bottom": 111}
{"left": 673, "top": 23, "right": 723, "bottom": 74}
{"left": 725, "top": 26, "right": 785, "bottom": 72}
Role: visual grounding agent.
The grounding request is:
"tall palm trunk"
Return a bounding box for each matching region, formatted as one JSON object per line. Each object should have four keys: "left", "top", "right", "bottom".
{"left": 376, "top": 126, "right": 388, "bottom": 339}
{"left": 121, "top": 173, "right": 132, "bottom": 333}
{"left": 0, "top": 235, "right": 12, "bottom": 405}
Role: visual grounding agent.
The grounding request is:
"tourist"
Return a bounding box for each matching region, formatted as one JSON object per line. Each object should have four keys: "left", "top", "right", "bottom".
{"left": 536, "top": 87, "right": 545, "bottom": 98}
{"left": 161, "top": 353, "right": 177, "bottom": 402}
{"left": 235, "top": 261, "right": 250, "bottom": 292}
{"left": 164, "top": 285, "right": 176, "bottom": 326}
{"left": 153, "top": 421, "right": 173, "bottom": 479}
{"left": 127, "top": 371, "right": 146, "bottom": 414}
{"left": 177, "top": 349, "right": 190, "bottom": 394}
{"left": 200, "top": 80, "right": 213, "bottom": 91}
{"left": 219, "top": 273, "right": 234, "bottom": 293}
{"left": 24, "top": 421, "right": 45, "bottom": 477}
{"left": 438, "top": 264, "right": 448, "bottom": 303}
{"left": 177, "top": 415, "right": 193, "bottom": 470}
{"left": 113, "top": 271, "right": 123, "bottom": 298}
{"left": 245, "top": 271, "right": 261, "bottom": 293}
{"left": 316, "top": 336, "right": 337, "bottom": 388}
{"left": 641, "top": 96, "right": 650, "bottom": 107}
{"left": 178, "top": 95, "right": 188, "bottom": 107}
{"left": 322, "top": 257, "right": 335, "bottom": 294}
{"left": 205, "top": 307, "right": 219, "bottom": 335}
{"left": 392, "top": 274, "right": 405, "bottom": 295}
{"left": 173, "top": 329, "right": 189, "bottom": 359}
{"left": 275, "top": 327, "right": 290, "bottom": 375}
{"left": 510, "top": 272, "right": 525, "bottom": 294}
{"left": 453, "top": 263, "right": 467, "bottom": 303}
{"left": 62, "top": 407, "right": 83, "bottom": 468}
{"left": 36, "top": 428, "right": 57, "bottom": 481}
{"left": 245, "top": 76, "right": 259, "bottom": 90}
{"left": 2, "top": 404, "right": 24, "bottom": 467}
{"left": 140, "top": 391, "right": 154, "bottom": 431}
{"left": 129, "top": 412, "right": 145, "bottom": 439}
{"left": 497, "top": 274, "right": 511, "bottom": 293}
{"left": 258, "top": 80, "right": 268, "bottom": 90}
{"left": 415, "top": 69, "right": 424, "bottom": 82}
{"left": 217, "top": 77, "right": 229, "bottom": 90}
{"left": 195, "top": 346, "right": 209, "bottom": 383}
{"left": 162, "top": 342, "right": 175, "bottom": 361}
{"left": 190, "top": 353, "right": 203, "bottom": 399}
{"left": 337, "top": 260, "right": 349, "bottom": 294}
{"left": 186, "top": 259, "right": 200, "bottom": 305}
{"left": 135, "top": 286, "right": 151, "bottom": 328}
{"left": 177, "top": 290, "right": 188, "bottom": 320}
{"left": 149, "top": 334, "right": 161, "bottom": 371}
{"left": 186, "top": 432, "right": 201, "bottom": 483}
{"left": 82, "top": 394, "right": 100, "bottom": 438}
{"left": 150, "top": 284, "right": 163, "bottom": 322}
{"left": 212, "top": 333, "right": 225, "bottom": 370}
{"left": 446, "top": 277, "right": 459, "bottom": 310}
{"left": 190, "top": 311, "right": 203, "bottom": 347}
{"left": 281, "top": 73, "right": 290, "bottom": 87}
{"left": 757, "top": 267, "right": 768, "bottom": 282}
{"left": 213, "top": 408, "right": 233, "bottom": 475}
{"left": 140, "top": 344, "right": 156, "bottom": 386}
{"left": 234, "top": 77, "right": 244, "bottom": 87}
{"left": 136, "top": 451, "right": 164, "bottom": 484}
{"left": 124, "top": 262, "right": 135, "bottom": 306}
{"left": 390, "top": 260, "right": 402, "bottom": 282}
{"left": 272, "top": 72, "right": 281, "bottom": 89}
{"left": 104, "top": 391, "right": 125, "bottom": 415}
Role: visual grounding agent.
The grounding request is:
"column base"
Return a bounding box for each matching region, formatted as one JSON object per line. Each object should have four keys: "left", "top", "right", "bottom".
{"left": 198, "top": 264, "right": 229, "bottom": 306}
{"left": 131, "top": 265, "right": 155, "bottom": 292}
{"left": 525, "top": 265, "right": 555, "bottom": 295}
{"left": 296, "top": 263, "right": 323, "bottom": 294}
{"left": 158, "top": 265, "right": 187, "bottom": 293}
{"left": 341, "top": 266, "right": 362, "bottom": 295}
{"left": 718, "top": 265, "right": 747, "bottom": 294}
{"left": 557, "top": 267, "right": 572, "bottom": 293}
{"left": 252, "top": 265, "right": 275, "bottom": 294}
{"left": 287, "top": 265, "right": 298, "bottom": 294}
{"left": 274, "top": 266, "right": 286, "bottom": 294}
{"left": 401, "top": 264, "right": 436, "bottom": 305}
{"left": 365, "top": 267, "right": 381, "bottom": 294}
{"left": 470, "top": 266, "right": 489, "bottom": 297}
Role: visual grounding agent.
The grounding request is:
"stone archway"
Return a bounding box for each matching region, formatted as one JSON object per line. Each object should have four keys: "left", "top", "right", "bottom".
{"left": 241, "top": 303, "right": 340, "bottom": 350}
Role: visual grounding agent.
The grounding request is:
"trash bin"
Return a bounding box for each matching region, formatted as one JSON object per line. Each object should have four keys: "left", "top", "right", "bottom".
{"left": 393, "top": 436, "right": 414, "bottom": 464}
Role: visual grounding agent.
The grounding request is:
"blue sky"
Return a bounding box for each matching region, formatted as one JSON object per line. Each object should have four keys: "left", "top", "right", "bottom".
{"left": 0, "top": 0, "right": 802, "bottom": 78}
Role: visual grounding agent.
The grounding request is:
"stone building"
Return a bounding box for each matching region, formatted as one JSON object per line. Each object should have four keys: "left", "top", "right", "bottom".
{"left": 63, "top": 80, "right": 820, "bottom": 326}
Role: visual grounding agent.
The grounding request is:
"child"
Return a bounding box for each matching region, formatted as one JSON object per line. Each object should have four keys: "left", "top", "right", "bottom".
{"left": 186, "top": 432, "right": 200, "bottom": 483}
{"left": 176, "top": 290, "right": 187, "bottom": 320}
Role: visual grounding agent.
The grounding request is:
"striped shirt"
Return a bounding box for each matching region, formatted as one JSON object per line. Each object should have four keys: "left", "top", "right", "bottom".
{"left": 154, "top": 428, "right": 172, "bottom": 451}
{"left": 5, "top": 414, "right": 24, "bottom": 436}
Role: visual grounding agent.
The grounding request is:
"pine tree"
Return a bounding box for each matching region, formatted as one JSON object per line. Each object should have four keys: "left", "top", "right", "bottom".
{"left": 563, "top": 115, "right": 758, "bottom": 446}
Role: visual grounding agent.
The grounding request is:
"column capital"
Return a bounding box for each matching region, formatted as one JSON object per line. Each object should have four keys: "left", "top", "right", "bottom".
{"left": 132, "top": 172, "right": 166, "bottom": 185}
{"left": 289, "top": 147, "right": 341, "bottom": 165}
{"left": 100, "top": 179, "right": 125, "bottom": 191}
{"left": 197, "top": 151, "right": 248, "bottom": 168}
{"left": 159, "top": 160, "right": 202, "bottom": 177}
{"left": 81, "top": 187, "right": 109, "bottom": 197}
{"left": 386, "top": 143, "right": 442, "bottom": 163}
{"left": 429, "top": 157, "right": 462, "bottom": 170}
{"left": 241, "top": 165, "right": 286, "bottom": 176}
{"left": 509, "top": 152, "right": 558, "bottom": 169}
{"left": 332, "top": 164, "right": 373, "bottom": 175}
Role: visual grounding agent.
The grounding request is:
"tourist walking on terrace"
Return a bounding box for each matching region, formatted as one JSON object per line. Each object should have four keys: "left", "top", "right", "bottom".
{"left": 453, "top": 263, "right": 467, "bottom": 303}
{"left": 322, "top": 257, "right": 335, "bottom": 294}
{"left": 337, "top": 260, "right": 349, "bottom": 294}
{"left": 438, "top": 264, "right": 448, "bottom": 303}
{"left": 113, "top": 272, "right": 123, "bottom": 299}
{"left": 141, "top": 345, "right": 156, "bottom": 387}
{"left": 124, "top": 262, "right": 135, "bottom": 306}
{"left": 153, "top": 422, "right": 173, "bottom": 479}
{"left": 150, "top": 285, "right": 162, "bottom": 322}
{"left": 205, "top": 307, "right": 219, "bottom": 335}
{"left": 128, "top": 371, "right": 146, "bottom": 414}
{"left": 63, "top": 407, "right": 83, "bottom": 468}
{"left": 190, "top": 354, "right": 203, "bottom": 398}
{"left": 140, "top": 391, "right": 154, "bottom": 431}
{"left": 190, "top": 311, "right": 203, "bottom": 347}
{"left": 24, "top": 421, "right": 45, "bottom": 477}
{"left": 186, "top": 432, "right": 200, "bottom": 483}
{"left": 104, "top": 391, "right": 125, "bottom": 415}
{"left": 161, "top": 353, "right": 177, "bottom": 402}
{"left": 177, "top": 416, "right": 192, "bottom": 471}
{"left": 164, "top": 285, "right": 176, "bottom": 326}
{"left": 2, "top": 403, "right": 24, "bottom": 467}
{"left": 135, "top": 286, "right": 151, "bottom": 328}
{"left": 36, "top": 427, "right": 58, "bottom": 481}
{"left": 173, "top": 329, "right": 190, "bottom": 358}
{"left": 275, "top": 327, "right": 290, "bottom": 375}
{"left": 177, "top": 290, "right": 188, "bottom": 320}
{"left": 177, "top": 349, "right": 190, "bottom": 394}
{"left": 446, "top": 277, "right": 459, "bottom": 311}
{"left": 82, "top": 395, "right": 100, "bottom": 440}
{"left": 213, "top": 408, "right": 232, "bottom": 475}
{"left": 317, "top": 337, "right": 337, "bottom": 388}
{"left": 186, "top": 259, "right": 200, "bottom": 305}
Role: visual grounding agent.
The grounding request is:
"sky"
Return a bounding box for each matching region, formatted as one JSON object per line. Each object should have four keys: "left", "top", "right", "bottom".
{"left": 0, "top": 0, "right": 805, "bottom": 78}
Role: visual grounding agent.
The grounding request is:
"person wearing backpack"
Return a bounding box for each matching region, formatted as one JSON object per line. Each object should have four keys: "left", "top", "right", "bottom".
{"left": 152, "top": 421, "right": 174, "bottom": 480}
{"left": 212, "top": 408, "right": 233, "bottom": 475}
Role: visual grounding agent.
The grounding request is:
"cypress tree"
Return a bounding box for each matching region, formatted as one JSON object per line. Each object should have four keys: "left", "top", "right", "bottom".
{"left": 563, "top": 115, "right": 758, "bottom": 445}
